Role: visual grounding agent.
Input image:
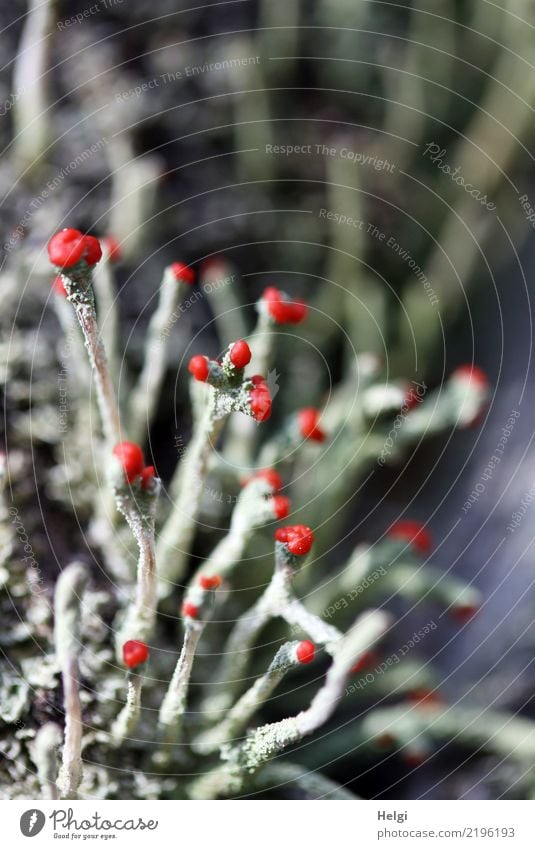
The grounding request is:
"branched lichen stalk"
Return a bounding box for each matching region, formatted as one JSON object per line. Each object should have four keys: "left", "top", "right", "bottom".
{"left": 204, "top": 545, "right": 341, "bottom": 718}
{"left": 191, "top": 610, "right": 390, "bottom": 799}
{"left": 223, "top": 312, "right": 272, "bottom": 468}
{"left": 193, "top": 642, "right": 300, "bottom": 755}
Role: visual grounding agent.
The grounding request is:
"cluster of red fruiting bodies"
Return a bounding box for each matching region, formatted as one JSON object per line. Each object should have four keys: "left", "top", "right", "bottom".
{"left": 48, "top": 228, "right": 102, "bottom": 268}
{"left": 275, "top": 524, "right": 315, "bottom": 556}
{"left": 188, "top": 339, "right": 273, "bottom": 422}
{"left": 262, "top": 286, "right": 308, "bottom": 324}
{"left": 112, "top": 441, "right": 155, "bottom": 489}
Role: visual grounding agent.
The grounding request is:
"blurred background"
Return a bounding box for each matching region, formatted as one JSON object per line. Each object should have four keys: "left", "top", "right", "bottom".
{"left": 2, "top": 0, "right": 535, "bottom": 799}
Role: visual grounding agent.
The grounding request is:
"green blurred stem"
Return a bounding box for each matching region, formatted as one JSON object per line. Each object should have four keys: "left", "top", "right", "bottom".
{"left": 128, "top": 267, "right": 188, "bottom": 444}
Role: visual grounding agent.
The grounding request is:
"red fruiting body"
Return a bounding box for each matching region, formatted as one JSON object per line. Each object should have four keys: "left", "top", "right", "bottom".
{"left": 48, "top": 229, "right": 102, "bottom": 268}
{"left": 229, "top": 339, "right": 252, "bottom": 369}
{"left": 295, "top": 640, "right": 315, "bottom": 664}
{"left": 101, "top": 236, "right": 122, "bottom": 263}
{"left": 140, "top": 465, "right": 155, "bottom": 490}
{"left": 122, "top": 640, "right": 149, "bottom": 669}
{"left": 249, "top": 375, "right": 272, "bottom": 421}
{"left": 402, "top": 383, "right": 422, "bottom": 411}
{"left": 170, "top": 262, "right": 195, "bottom": 284}
{"left": 275, "top": 524, "right": 314, "bottom": 556}
{"left": 53, "top": 275, "right": 67, "bottom": 297}
{"left": 451, "top": 364, "right": 489, "bottom": 390}
{"left": 262, "top": 287, "right": 308, "bottom": 324}
{"left": 271, "top": 495, "right": 291, "bottom": 520}
{"left": 48, "top": 229, "right": 85, "bottom": 268}
{"left": 408, "top": 688, "right": 443, "bottom": 707}
{"left": 297, "top": 408, "right": 326, "bottom": 442}
{"left": 112, "top": 442, "right": 145, "bottom": 483}
{"left": 199, "top": 575, "right": 221, "bottom": 590}
{"left": 252, "top": 468, "right": 283, "bottom": 491}
{"left": 403, "top": 750, "right": 427, "bottom": 768}
{"left": 182, "top": 601, "right": 200, "bottom": 619}
{"left": 188, "top": 355, "right": 210, "bottom": 382}
{"left": 388, "top": 520, "right": 433, "bottom": 555}
{"left": 351, "top": 649, "right": 380, "bottom": 674}
{"left": 375, "top": 732, "right": 397, "bottom": 749}
{"left": 83, "top": 235, "right": 103, "bottom": 265}
{"left": 450, "top": 602, "right": 479, "bottom": 623}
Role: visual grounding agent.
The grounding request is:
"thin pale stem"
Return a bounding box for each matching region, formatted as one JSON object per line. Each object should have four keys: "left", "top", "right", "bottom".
{"left": 111, "top": 672, "right": 143, "bottom": 745}
{"left": 158, "top": 621, "right": 204, "bottom": 740}
{"left": 72, "top": 300, "right": 121, "bottom": 447}
{"left": 92, "top": 254, "right": 119, "bottom": 391}
{"left": 57, "top": 656, "right": 83, "bottom": 799}
{"left": 54, "top": 563, "right": 87, "bottom": 800}
{"left": 157, "top": 397, "right": 224, "bottom": 593}
{"left": 115, "top": 502, "right": 158, "bottom": 654}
